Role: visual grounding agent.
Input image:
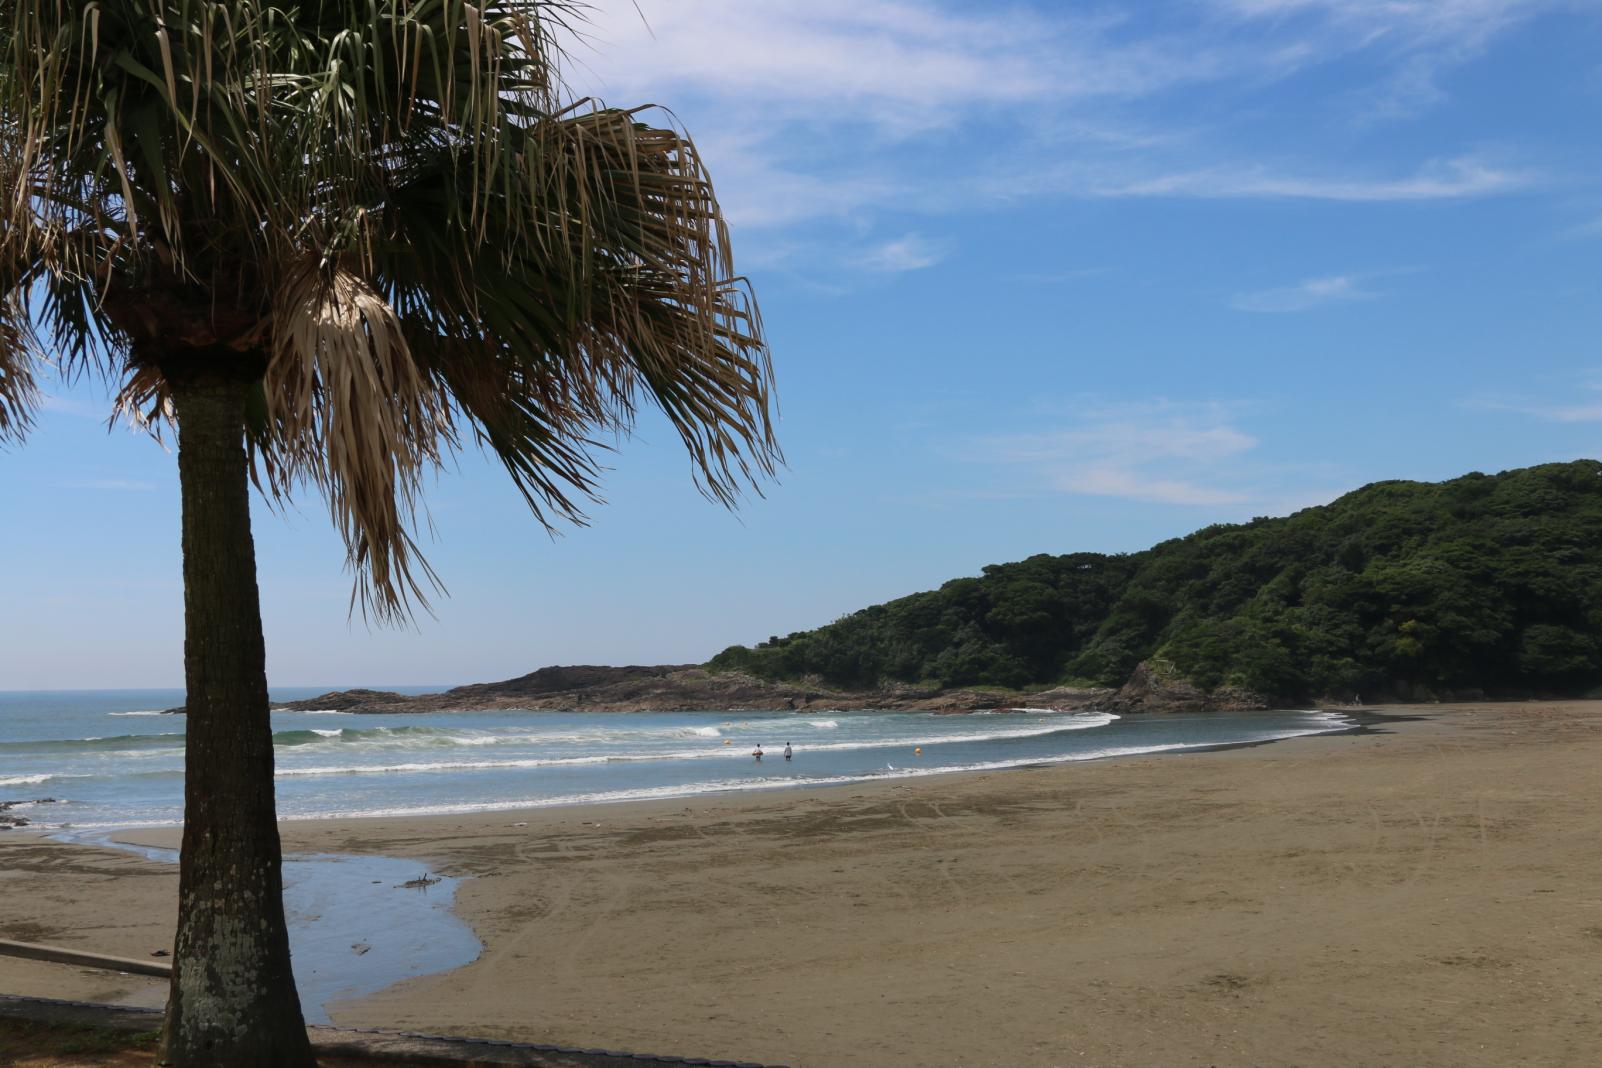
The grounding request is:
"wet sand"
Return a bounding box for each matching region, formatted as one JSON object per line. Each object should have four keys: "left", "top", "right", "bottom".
{"left": 5, "top": 703, "right": 1602, "bottom": 1066}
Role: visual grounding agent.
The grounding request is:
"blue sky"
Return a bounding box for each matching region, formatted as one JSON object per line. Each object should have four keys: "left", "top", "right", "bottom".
{"left": 5, "top": 0, "right": 1602, "bottom": 688}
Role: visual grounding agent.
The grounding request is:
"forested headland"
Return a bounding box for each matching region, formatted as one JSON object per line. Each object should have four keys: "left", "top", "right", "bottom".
{"left": 709, "top": 461, "right": 1602, "bottom": 704}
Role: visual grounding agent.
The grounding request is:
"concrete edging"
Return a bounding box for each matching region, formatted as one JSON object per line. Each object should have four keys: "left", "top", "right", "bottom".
{"left": 0, "top": 939, "right": 172, "bottom": 979}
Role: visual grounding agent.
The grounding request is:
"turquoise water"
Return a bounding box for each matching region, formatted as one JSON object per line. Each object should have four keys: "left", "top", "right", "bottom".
{"left": 0, "top": 689, "right": 1356, "bottom": 829}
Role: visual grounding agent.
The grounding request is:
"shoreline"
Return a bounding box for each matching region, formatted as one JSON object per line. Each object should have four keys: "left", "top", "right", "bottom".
{"left": 108, "top": 706, "right": 1373, "bottom": 844}
{"left": 6, "top": 702, "right": 1602, "bottom": 1065}
{"left": 6, "top": 704, "right": 1345, "bottom": 832}
{"left": 10, "top": 706, "right": 1357, "bottom": 832}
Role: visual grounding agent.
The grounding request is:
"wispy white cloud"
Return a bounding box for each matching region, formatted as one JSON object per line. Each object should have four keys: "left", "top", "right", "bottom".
{"left": 564, "top": 2, "right": 1226, "bottom": 129}
{"left": 684, "top": 128, "right": 908, "bottom": 230}
{"left": 1463, "top": 371, "right": 1602, "bottom": 421}
{"left": 1084, "top": 155, "right": 1535, "bottom": 201}
{"left": 968, "top": 400, "right": 1259, "bottom": 506}
{"left": 554, "top": 0, "right": 1561, "bottom": 247}
{"left": 855, "top": 233, "right": 949, "bottom": 273}
{"left": 1512, "top": 403, "right": 1602, "bottom": 422}
{"left": 1210, "top": 0, "right": 1545, "bottom": 37}
{"left": 1556, "top": 209, "right": 1602, "bottom": 242}
{"left": 1052, "top": 466, "right": 1253, "bottom": 507}
{"left": 1208, "top": 0, "right": 1556, "bottom": 58}
{"left": 1232, "top": 274, "right": 1375, "bottom": 313}
{"left": 1209, "top": 0, "right": 1569, "bottom": 123}
{"left": 577, "top": 0, "right": 1571, "bottom": 126}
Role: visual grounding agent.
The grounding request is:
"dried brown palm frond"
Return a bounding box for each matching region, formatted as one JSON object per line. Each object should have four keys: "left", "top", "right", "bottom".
{"left": 0, "top": 299, "right": 39, "bottom": 442}
{"left": 0, "top": 0, "right": 778, "bottom": 618}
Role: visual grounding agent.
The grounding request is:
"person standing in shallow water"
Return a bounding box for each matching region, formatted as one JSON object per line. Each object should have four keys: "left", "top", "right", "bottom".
{"left": 784, "top": 743, "right": 793, "bottom": 760}
{"left": 752, "top": 744, "right": 763, "bottom": 761}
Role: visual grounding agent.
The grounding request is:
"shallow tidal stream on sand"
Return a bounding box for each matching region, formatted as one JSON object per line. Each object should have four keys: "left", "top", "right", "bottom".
{"left": 52, "top": 830, "right": 481, "bottom": 1024}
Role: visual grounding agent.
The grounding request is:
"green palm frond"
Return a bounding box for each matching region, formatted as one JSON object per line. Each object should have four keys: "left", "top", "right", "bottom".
{"left": 0, "top": 0, "right": 778, "bottom": 617}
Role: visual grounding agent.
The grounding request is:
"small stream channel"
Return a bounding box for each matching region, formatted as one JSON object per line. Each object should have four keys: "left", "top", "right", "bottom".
{"left": 54, "top": 830, "right": 482, "bottom": 1024}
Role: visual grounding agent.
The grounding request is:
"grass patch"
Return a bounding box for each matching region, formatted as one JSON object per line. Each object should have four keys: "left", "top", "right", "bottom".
{"left": 0, "top": 1018, "right": 159, "bottom": 1064}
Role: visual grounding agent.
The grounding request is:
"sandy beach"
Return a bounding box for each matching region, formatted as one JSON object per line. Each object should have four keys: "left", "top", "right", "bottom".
{"left": 5, "top": 703, "right": 1602, "bottom": 1066}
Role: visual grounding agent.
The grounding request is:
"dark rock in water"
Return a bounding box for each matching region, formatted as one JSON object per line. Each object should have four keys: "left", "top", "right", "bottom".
{"left": 161, "top": 706, "right": 185, "bottom": 714}
{"left": 0, "top": 798, "right": 52, "bottom": 828}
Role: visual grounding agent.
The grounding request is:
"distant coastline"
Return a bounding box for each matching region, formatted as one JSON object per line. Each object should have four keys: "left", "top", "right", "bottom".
{"left": 162, "top": 658, "right": 1300, "bottom": 716}
{"left": 325, "top": 665, "right": 1125, "bottom": 714}
{"left": 150, "top": 656, "right": 1593, "bottom": 719}
{"left": 168, "top": 664, "right": 1124, "bottom": 716}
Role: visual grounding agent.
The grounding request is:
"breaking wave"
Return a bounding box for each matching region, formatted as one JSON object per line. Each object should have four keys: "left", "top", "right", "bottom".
{"left": 1, "top": 774, "right": 53, "bottom": 787}
{"left": 7, "top": 699, "right": 1356, "bottom": 830}
{"left": 265, "top": 712, "right": 1124, "bottom": 778}
{"left": 294, "top": 741, "right": 1222, "bottom": 819}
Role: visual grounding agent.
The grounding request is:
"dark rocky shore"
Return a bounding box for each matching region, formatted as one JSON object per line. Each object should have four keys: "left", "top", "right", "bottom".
{"left": 0, "top": 798, "right": 58, "bottom": 830}
{"left": 155, "top": 657, "right": 1575, "bottom": 717}
{"left": 182, "top": 659, "right": 1281, "bottom": 716}
{"left": 268, "top": 665, "right": 1113, "bottom": 715}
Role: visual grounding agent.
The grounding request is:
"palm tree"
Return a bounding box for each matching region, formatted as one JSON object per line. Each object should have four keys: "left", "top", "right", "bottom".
{"left": 0, "top": 3, "right": 777, "bottom": 1065}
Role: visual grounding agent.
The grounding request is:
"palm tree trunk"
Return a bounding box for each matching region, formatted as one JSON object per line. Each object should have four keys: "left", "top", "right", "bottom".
{"left": 158, "top": 362, "right": 315, "bottom": 1068}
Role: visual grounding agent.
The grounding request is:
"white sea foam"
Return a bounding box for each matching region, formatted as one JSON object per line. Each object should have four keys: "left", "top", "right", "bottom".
{"left": 266, "top": 719, "right": 873, "bottom": 752}
{"left": 310, "top": 728, "right": 345, "bottom": 738}
{"left": 48, "top": 818, "right": 185, "bottom": 831}
{"left": 108, "top": 711, "right": 167, "bottom": 717}
{"left": 269, "top": 713, "right": 1123, "bottom": 777}
{"left": 95, "top": 749, "right": 183, "bottom": 761}
{"left": 276, "top": 713, "right": 1357, "bottom": 810}
{"left": 277, "top": 755, "right": 613, "bottom": 777}
{"left": 0, "top": 774, "right": 52, "bottom": 787}
{"left": 290, "top": 740, "right": 1239, "bottom": 820}
{"left": 806, "top": 719, "right": 839, "bottom": 729}
{"left": 296, "top": 709, "right": 354, "bottom": 715}
{"left": 15, "top": 709, "right": 1359, "bottom": 830}
{"left": 790, "top": 713, "right": 1118, "bottom": 753}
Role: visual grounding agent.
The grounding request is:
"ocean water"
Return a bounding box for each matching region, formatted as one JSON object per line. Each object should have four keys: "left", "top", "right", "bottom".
{"left": 0, "top": 689, "right": 1357, "bottom": 829}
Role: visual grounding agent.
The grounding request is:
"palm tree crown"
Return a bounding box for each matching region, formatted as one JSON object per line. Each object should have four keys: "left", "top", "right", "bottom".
{"left": 0, "top": 0, "right": 778, "bottom": 615}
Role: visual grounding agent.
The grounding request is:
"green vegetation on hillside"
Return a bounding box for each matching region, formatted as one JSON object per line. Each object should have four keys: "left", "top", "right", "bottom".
{"left": 710, "top": 462, "right": 1602, "bottom": 701}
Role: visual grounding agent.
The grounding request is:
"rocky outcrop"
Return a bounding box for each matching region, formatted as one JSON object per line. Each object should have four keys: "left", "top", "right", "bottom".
{"left": 272, "top": 688, "right": 417, "bottom": 712}
{"left": 0, "top": 798, "right": 58, "bottom": 830}
{"left": 1104, "top": 660, "right": 1272, "bottom": 714}
{"left": 167, "top": 657, "right": 1552, "bottom": 718}
{"left": 269, "top": 666, "right": 1117, "bottom": 715}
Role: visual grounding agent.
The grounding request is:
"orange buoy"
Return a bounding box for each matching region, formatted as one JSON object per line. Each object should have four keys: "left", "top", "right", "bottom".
{"left": 723, "top": 739, "right": 731, "bottom": 745}
{"left": 914, "top": 747, "right": 923, "bottom": 755}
